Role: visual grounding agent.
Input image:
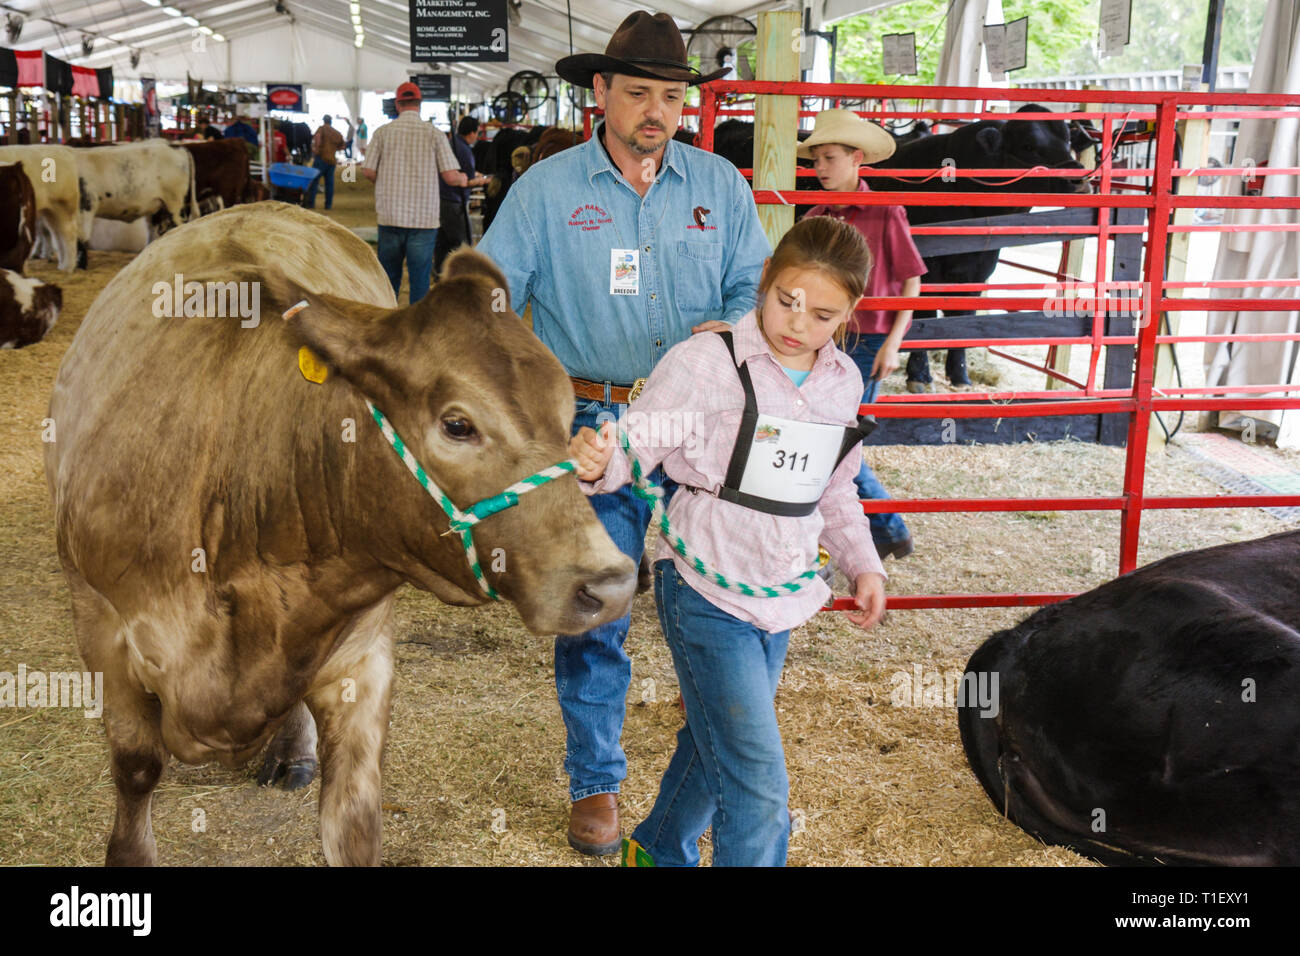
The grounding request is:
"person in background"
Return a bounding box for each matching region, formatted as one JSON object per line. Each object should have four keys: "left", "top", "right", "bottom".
{"left": 201, "top": 124, "right": 222, "bottom": 141}
{"left": 222, "top": 114, "right": 258, "bottom": 146}
{"left": 362, "top": 82, "right": 467, "bottom": 304}
{"left": 800, "top": 109, "right": 924, "bottom": 562}
{"left": 433, "top": 115, "right": 490, "bottom": 275}
{"left": 357, "top": 117, "right": 368, "bottom": 159}
{"left": 271, "top": 124, "right": 289, "bottom": 164}
{"left": 304, "top": 114, "right": 346, "bottom": 211}
{"left": 343, "top": 116, "right": 355, "bottom": 160}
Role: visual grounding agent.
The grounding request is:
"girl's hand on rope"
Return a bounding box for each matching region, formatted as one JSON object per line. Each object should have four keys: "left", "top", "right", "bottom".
{"left": 845, "top": 572, "right": 886, "bottom": 629}
{"left": 569, "top": 422, "right": 616, "bottom": 481}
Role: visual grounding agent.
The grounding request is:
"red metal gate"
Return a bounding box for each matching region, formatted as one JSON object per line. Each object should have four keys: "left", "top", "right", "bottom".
{"left": 676, "top": 81, "right": 1300, "bottom": 611}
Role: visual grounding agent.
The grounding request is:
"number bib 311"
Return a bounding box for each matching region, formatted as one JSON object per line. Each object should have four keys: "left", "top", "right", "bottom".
{"left": 739, "top": 414, "right": 846, "bottom": 508}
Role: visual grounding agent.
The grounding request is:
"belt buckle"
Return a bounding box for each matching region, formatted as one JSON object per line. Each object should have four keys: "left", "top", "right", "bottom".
{"left": 628, "top": 377, "right": 647, "bottom": 403}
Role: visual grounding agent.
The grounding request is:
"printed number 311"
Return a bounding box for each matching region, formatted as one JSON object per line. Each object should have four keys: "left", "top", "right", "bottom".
{"left": 772, "top": 450, "right": 808, "bottom": 471}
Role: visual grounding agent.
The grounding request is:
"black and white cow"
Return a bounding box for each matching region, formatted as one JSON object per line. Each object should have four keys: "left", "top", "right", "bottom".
{"left": 871, "top": 104, "right": 1089, "bottom": 388}
{"left": 1, "top": 268, "right": 62, "bottom": 348}
{"left": 958, "top": 529, "right": 1300, "bottom": 866}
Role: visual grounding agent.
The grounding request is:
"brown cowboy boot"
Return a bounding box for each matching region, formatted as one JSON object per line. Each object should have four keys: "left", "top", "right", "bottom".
{"left": 568, "top": 794, "right": 621, "bottom": 856}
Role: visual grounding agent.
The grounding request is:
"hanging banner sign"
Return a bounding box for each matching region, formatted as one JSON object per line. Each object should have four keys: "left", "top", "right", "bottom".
{"left": 266, "top": 83, "right": 306, "bottom": 112}
{"left": 411, "top": 74, "right": 453, "bottom": 100}
{"left": 881, "top": 33, "right": 917, "bottom": 76}
{"left": 1099, "top": 0, "right": 1131, "bottom": 58}
{"left": 410, "top": 0, "right": 508, "bottom": 63}
{"left": 984, "top": 16, "right": 1027, "bottom": 81}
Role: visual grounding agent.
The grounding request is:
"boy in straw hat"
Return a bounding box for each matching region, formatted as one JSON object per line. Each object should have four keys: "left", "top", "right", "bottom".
{"left": 800, "top": 109, "right": 925, "bottom": 561}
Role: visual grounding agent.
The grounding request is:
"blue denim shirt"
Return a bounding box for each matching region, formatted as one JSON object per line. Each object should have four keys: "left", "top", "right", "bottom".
{"left": 477, "top": 123, "right": 771, "bottom": 385}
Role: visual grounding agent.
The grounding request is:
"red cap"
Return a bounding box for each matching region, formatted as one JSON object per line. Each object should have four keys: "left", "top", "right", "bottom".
{"left": 395, "top": 81, "right": 422, "bottom": 103}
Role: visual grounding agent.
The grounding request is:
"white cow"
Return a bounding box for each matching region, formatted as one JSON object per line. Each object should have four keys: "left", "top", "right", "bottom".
{"left": 76, "top": 140, "right": 196, "bottom": 243}
{"left": 0, "top": 145, "right": 85, "bottom": 272}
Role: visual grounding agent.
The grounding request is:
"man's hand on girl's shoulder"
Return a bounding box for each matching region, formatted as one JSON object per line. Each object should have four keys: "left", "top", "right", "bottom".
{"left": 844, "top": 572, "right": 886, "bottom": 630}
{"left": 690, "top": 320, "right": 731, "bottom": 334}
{"left": 569, "top": 422, "right": 617, "bottom": 482}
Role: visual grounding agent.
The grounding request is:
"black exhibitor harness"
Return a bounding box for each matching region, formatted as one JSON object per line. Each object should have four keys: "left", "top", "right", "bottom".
{"left": 707, "top": 330, "right": 876, "bottom": 518}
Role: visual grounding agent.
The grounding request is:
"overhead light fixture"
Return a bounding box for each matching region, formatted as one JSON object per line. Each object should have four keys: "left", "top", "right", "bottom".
{"left": 183, "top": 16, "right": 199, "bottom": 26}
{"left": 198, "top": 25, "right": 213, "bottom": 35}
{"left": 162, "top": 6, "right": 182, "bottom": 16}
{"left": 140, "top": 0, "right": 161, "bottom": 6}
{"left": 351, "top": 14, "right": 360, "bottom": 25}
{"left": 354, "top": 36, "right": 364, "bottom": 48}
{"left": 212, "top": 33, "right": 225, "bottom": 42}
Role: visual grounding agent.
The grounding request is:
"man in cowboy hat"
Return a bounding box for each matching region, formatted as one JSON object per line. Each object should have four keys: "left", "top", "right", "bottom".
{"left": 477, "top": 9, "right": 771, "bottom": 857}
{"left": 800, "top": 108, "right": 926, "bottom": 562}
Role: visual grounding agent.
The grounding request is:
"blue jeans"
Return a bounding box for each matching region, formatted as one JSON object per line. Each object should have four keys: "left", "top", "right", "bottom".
{"left": 304, "top": 158, "right": 335, "bottom": 209}
{"left": 559, "top": 398, "right": 676, "bottom": 802}
{"left": 376, "top": 225, "right": 438, "bottom": 304}
{"left": 631, "top": 560, "right": 790, "bottom": 866}
{"left": 843, "top": 332, "right": 910, "bottom": 547}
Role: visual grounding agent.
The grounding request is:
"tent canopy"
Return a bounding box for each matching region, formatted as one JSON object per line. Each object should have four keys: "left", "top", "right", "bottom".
{"left": 0, "top": 0, "right": 910, "bottom": 99}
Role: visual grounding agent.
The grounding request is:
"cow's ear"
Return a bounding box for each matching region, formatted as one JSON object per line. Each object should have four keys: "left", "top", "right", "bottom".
{"left": 264, "top": 270, "right": 403, "bottom": 395}
{"left": 976, "top": 126, "right": 1003, "bottom": 155}
{"left": 438, "top": 247, "right": 509, "bottom": 297}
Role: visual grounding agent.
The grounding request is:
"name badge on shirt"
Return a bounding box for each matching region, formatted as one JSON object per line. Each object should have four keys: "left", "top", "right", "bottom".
{"left": 610, "top": 249, "right": 639, "bottom": 296}
{"left": 739, "top": 414, "right": 845, "bottom": 506}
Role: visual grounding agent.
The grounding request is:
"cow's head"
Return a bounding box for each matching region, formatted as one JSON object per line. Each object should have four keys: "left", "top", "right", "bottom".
{"left": 267, "top": 250, "right": 637, "bottom": 635}
{"left": 0, "top": 270, "right": 61, "bottom": 349}
{"left": 1001, "top": 105, "right": 1091, "bottom": 194}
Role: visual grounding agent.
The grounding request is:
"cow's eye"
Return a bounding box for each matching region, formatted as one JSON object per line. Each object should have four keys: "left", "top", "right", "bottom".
{"left": 442, "top": 417, "right": 477, "bottom": 440}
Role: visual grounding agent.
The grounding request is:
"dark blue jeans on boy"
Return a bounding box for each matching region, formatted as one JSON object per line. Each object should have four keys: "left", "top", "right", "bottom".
{"left": 844, "top": 332, "right": 910, "bottom": 549}
{"left": 559, "top": 398, "right": 676, "bottom": 804}
{"left": 630, "top": 560, "right": 790, "bottom": 866}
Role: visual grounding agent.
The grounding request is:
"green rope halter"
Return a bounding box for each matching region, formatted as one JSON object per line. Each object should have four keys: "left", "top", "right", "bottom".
{"left": 616, "top": 427, "right": 819, "bottom": 597}
{"left": 367, "top": 399, "right": 575, "bottom": 601}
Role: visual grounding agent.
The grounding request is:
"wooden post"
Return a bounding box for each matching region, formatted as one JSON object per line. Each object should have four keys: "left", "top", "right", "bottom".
{"left": 1048, "top": 86, "right": 1101, "bottom": 389}
{"left": 1150, "top": 85, "right": 1211, "bottom": 451}
{"left": 6, "top": 91, "right": 16, "bottom": 143}
{"left": 754, "top": 10, "right": 800, "bottom": 250}
{"left": 60, "top": 94, "right": 72, "bottom": 143}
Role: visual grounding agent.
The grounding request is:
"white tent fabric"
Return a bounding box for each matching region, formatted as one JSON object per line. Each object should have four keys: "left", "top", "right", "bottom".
{"left": 931, "top": 0, "right": 1004, "bottom": 120}
{"left": 1204, "top": 0, "right": 1300, "bottom": 448}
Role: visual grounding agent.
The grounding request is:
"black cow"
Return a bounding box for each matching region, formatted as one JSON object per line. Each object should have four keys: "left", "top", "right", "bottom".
{"left": 871, "top": 104, "right": 1088, "bottom": 387}
{"left": 959, "top": 529, "right": 1300, "bottom": 866}
{"left": 274, "top": 120, "right": 313, "bottom": 164}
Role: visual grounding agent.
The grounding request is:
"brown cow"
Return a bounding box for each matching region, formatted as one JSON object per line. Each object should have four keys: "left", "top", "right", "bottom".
{"left": 0, "top": 161, "right": 37, "bottom": 272}
{"left": 1, "top": 268, "right": 61, "bottom": 348}
{"left": 45, "top": 202, "right": 636, "bottom": 866}
{"left": 179, "top": 138, "right": 251, "bottom": 213}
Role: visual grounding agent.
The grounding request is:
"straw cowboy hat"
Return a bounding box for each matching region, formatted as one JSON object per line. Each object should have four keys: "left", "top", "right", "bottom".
{"left": 556, "top": 10, "right": 729, "bottom": 89}
{"left": 797, "top": 109, "right": 896, "bottom": 165}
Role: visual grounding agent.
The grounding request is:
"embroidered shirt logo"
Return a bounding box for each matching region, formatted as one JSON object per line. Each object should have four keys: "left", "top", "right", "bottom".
{"left": 688, "top": 205, "right": 716, "bottom": 231}
{"left": 568, "top": 203, "right": 612, "bottom": 231}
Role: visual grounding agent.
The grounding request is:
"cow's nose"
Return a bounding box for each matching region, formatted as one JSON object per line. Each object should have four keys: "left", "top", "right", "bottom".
{"left": 572, "top": 565, "right": 637, "bottom": 622}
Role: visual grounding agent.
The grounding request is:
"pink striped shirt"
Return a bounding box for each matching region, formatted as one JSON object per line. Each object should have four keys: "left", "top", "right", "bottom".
{"left": 583, "top": 309, "right": 885, "bottom": 633}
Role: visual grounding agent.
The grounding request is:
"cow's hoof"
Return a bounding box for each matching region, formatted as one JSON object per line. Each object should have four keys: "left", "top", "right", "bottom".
{"left": 906, "top": 381, "right": 931, "bottom": 393}
{"left": 257, "top": 754, "right": 318, "bottom": 791}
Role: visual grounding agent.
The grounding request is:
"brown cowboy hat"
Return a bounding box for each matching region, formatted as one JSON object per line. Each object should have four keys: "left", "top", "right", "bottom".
{"left": 556, "top": 11, "right": 729, "bottom": 89}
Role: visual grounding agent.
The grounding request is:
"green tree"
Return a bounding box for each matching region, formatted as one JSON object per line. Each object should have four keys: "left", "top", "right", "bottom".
{"left": 833, "top": 0, "right": 1267, "bottom": 84}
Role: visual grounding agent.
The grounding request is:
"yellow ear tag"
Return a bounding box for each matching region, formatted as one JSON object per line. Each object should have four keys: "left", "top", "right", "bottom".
{"left": 282, "top": 300, "right": 328, "bottom": 384}
{"left": 298, "top": 346, "right": 329, "bottom": 384}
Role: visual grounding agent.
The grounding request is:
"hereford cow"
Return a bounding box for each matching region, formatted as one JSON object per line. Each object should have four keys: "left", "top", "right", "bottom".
{"left": 45, "top": 202, "right": 637, "bottom": 866}
{"left": 0, "top": 268, "right": 61, "bottom": 348}
{"left": 958, "top": 530, "right": 1300, "bottom": 865}
{"left": 179, "top": 138, "right": 251, "bottom": 213}
{"left": 0, "top": 144, "right": 84, "bottom": 271}
{"left": 76, "top": 140, "right": 196, "bottom": 258}
{"left": 871, "top": 104, "right": 1089, "bottom": 388}
{"left": 0, "top": 161, "right": 37, "bottom": 272}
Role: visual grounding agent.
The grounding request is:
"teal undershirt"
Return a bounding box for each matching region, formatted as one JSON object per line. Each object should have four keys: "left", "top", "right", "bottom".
{"left": 783, "top": 367, "right": 811, "bottom": 388}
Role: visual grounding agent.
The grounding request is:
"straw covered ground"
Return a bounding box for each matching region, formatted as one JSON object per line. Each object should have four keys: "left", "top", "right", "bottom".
{"left": 2, "top": 178, "right": 1296, "bottom": 866}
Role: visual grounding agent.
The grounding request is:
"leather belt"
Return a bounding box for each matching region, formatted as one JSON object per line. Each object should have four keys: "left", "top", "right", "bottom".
{"left": 570, "top": 376, "right": 647, "bottom": 405}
